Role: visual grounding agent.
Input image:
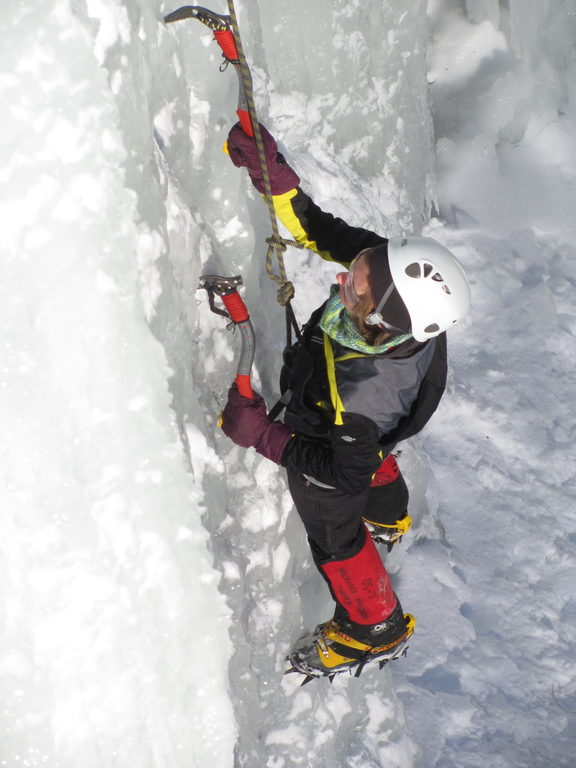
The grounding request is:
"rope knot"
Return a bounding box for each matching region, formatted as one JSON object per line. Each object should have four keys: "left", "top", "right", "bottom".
{"left": 277, "top": 281, "right": 295, "bottom": 306}
{"left": 265, "top": 236, "right": 287, "bottom": 252}
{"left": 266, "top": 235, "right": 304, "bottom": 251}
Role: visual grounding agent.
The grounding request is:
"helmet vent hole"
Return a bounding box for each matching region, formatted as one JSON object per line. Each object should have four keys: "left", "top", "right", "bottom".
{"left": 405, "top": 262, "right": 421, "bottom": 278}
{"left": 424, "top": 323, "right": 440, "bottom": 334}
{"left": 432, "top": 271, "right": 444, "bottom": 282}
{"left": 442, "top": 284, "right": 451, "bottom": 295}
{"left": 423, "top": 263, "right": 434, "bottom": 278}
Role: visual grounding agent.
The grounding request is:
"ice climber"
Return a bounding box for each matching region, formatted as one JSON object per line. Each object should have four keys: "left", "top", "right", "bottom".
{"left": 220, "top": 123, "right": 471, "bottom": 680}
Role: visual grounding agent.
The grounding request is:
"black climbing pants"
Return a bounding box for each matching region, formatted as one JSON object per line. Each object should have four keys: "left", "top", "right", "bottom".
{"left": 286, "top": 465, "right": 408, "bottom": 567}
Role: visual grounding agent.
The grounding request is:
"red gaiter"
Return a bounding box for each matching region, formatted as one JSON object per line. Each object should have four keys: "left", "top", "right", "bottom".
{"left": 370, "top": 453, "right": 400, "bottom": 486}
{"left": 321, "top": 529, "right": 397, "bottom": 624}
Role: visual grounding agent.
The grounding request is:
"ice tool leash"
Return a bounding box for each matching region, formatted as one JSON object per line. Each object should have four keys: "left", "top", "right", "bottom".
{"left": 164, "top": 3, "right": 303, "bottom": 347}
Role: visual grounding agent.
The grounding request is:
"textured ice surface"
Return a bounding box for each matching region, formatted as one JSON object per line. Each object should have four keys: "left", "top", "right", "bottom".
{"left": 1, "top": 1, "right": 576, "bottom": 766}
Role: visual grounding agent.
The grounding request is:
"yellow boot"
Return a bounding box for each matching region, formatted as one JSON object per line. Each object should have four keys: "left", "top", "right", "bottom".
{"left": 286, "top": 600, "right": 415, "bottom": 684}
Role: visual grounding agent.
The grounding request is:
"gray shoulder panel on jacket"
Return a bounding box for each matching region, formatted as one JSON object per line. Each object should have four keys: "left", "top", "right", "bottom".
{"left": 335, "top": 340, "right": 437, "bottom": 439}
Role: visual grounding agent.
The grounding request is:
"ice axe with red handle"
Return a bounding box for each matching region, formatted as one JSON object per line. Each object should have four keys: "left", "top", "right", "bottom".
{"left": 164, "top": 5, "right": 254, "bottom": 136}
{"left": 199, "top": 275, "right": 255, "bottom": 399}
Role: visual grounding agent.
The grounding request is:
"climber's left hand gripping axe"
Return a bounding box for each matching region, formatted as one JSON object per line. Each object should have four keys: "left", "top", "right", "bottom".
{"left": 164, "top": 5, "right": 254, "bottom": 136}
{"left": 199, "top": 275, "right": 255, "bottom": 399}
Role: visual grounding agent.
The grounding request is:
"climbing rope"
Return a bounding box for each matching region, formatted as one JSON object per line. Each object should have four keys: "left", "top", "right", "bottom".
{"left": 164, "top": 3, "right": 304, "bottom": 343}
{"left": 225, "top": 0, "right": 303, "bottom": 342}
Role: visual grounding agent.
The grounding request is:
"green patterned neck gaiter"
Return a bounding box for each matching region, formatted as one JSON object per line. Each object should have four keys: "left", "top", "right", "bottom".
{"left": 319, "top": 286, "right": 412, "bottom": 354}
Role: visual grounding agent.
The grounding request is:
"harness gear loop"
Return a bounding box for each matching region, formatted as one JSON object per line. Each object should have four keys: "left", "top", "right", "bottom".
{"left": 225, "top": 0, "right": 301, "bottom": 343}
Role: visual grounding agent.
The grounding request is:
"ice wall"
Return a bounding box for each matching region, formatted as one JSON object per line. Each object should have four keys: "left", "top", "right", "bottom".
{"left": 0, "top": 2, "right": 235, "bottom": 766}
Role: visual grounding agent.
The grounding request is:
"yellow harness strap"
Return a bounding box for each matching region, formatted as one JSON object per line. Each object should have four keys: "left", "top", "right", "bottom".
{"left": 323, "top": 333, "right": 346, "bottom": 426}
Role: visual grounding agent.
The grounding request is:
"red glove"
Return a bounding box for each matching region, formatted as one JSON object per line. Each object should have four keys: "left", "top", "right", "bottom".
{"left": 227, "top": 122, "right": 300, "bottom": 195}
{"left": 221, "top": 383, "right": 292, "bottom": 464}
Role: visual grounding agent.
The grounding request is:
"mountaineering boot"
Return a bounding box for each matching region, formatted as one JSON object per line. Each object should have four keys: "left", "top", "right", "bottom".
{"left": 287, "top": 599, "right": 415, "bottom": 682}
{"left": 364, "top": 454, "right": 412, "bottom": 551}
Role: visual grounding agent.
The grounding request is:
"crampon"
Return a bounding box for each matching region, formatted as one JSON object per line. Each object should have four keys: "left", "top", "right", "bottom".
{"left": 364, "top": 513, "right": 413, "bottom": 552}
{"left": 285, "top": 612, "right": 415, "bottom": 686}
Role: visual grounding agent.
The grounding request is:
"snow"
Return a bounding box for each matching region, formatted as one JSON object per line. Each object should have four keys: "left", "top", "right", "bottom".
{"left": 1, "top": 0, "right": 576, "bottom": 766}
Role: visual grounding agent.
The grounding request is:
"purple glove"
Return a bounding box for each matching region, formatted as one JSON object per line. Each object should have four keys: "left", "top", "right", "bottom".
{"left": 227, "top": 122, "right": 300, "bottom": 195}
{"left": 221, "top": 383, "right": 292, "bottom": 464}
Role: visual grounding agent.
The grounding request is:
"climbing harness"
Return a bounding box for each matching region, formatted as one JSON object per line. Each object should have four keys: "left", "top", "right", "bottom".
{"left": 164, "top": 3, "right": 303, "bottom": 346}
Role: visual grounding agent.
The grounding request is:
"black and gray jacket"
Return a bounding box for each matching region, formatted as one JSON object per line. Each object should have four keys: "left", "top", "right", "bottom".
{"left": 271, "top": 187, "right": 448, "bottom": 496}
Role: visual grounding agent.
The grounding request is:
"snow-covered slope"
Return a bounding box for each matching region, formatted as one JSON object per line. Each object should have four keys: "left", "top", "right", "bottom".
{"left": 1, "top": 0, "right": 575, "bottom": 766}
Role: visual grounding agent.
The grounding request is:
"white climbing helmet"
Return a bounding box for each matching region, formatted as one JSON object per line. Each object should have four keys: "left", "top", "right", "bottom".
{"left": 385, "top": 236, "right": 471, "bottom": 342}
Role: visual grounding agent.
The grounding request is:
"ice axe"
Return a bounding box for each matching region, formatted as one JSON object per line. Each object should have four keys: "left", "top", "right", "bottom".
{"left": 165, "top": 3, "right": 301, "bottom": 339}
{"left": 199, "top": 275, "right": 255, "bottom": 399}
{"left": 164, "top": 5, "right": 254, "bottom": 136}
